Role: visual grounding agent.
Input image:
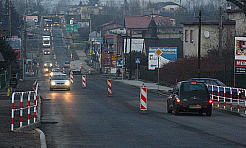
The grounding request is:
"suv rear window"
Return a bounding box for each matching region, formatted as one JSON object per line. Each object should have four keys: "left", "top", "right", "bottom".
{"left": 182, "top": 82, "right": 206, "bottom": 92}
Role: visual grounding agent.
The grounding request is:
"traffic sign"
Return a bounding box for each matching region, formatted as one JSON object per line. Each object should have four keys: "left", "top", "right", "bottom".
{"left": 155, "top": 48, "right": 163, "bottom": 57}
{"left": 135, "top": 58, "right": 140, "bottom": 64}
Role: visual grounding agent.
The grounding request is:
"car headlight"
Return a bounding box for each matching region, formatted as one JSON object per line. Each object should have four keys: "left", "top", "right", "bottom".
{"left": 45, "top": 68, "right": 49, "bottom": 72}
{"left": 50, "top": 72, "right": 53, "bottom": 76}
{"left": 51, "top": 81, "right": 56, "bottom": 86}
{"left": 65, "top": 81, "right": 70, "bottom": 86}
{"left": 44, "top": 63, "right": 47, "bottom": 66}
{"left": 50, "top": 63, "right": 53, "bottom": 67}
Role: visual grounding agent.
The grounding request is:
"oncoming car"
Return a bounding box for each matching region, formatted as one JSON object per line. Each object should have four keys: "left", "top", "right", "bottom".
{"left": 50, "top": 68, "right": 62, "bottom": 76}
{"left": 44, "top": 49, "right": 50, "bottom": 55}
{"left": 44, "top": 61, "right": 53, "bottom": 72}
{"left": 50, "top": 73, "right": 70, "bottom": 91}
{"left": 167, "top": 81, "right": 213, "bottom": 116}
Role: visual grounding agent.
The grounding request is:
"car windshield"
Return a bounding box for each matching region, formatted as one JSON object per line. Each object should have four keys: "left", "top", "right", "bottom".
{"left": 51, "top": 75, "right": 68, "bottom": 80}
{"left": 65, "top": 61, "right": 70, "bottom": 64}
{"left": 182, "top": 82, "right": 206, "bottom": 92}
{"left": 45, "top": 61, "right": 51, "bottom": 64}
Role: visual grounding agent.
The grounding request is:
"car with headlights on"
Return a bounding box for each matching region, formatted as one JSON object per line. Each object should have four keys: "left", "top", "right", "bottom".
{"left": 50, "top": 68, "right": 62, "bottom": 76}
{"left": 44, "top": 49, "right": 50, "bottom": 55}
{"left": 167, "top": 81, "right": 213, "bottom": 116}
{"left": 44, "top": 61, "right": 53, "bottom": 72}
{"left": 50, "top": 73, "right": 70, "bottom": 91}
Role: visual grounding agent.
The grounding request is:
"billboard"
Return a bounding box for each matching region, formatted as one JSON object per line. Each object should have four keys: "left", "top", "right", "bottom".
{"left": 235, "top": 37, "right": 246, "bottom": 74}
{"left": 6, "top": 38, "right": 21, "bottom": 59}
{"left": 26, "top": 16, "right": 38, "bottom": 22}
{"left": 148, "top": 47, "right": 177, "bottom": 70}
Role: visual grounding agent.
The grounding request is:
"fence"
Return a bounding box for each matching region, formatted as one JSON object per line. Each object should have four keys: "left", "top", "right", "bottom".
{"left": 208, "top": 84, "right": 246, "bottom": 114}
{"left": 11, "top": 83, "right": 39, "bottom": 131}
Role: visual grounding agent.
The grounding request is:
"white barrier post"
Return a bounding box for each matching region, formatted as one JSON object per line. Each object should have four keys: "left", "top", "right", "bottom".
{"left": 217, "top": 86, "right": 220, "bottom": 107}
{"left": 28, "top": 92, "right": 31, "bottom": 125}
{"left": 20, "top": 92, "right": 24, "bottom": 127}
{"left": 224, "top": 87, "right": 226, "bottom": 109}
{"left": 70, "top": 72, "right": 73, "bottom": 83}
{"left": 230, "top": 87, "right": 232, "bottom": 111}
{"left": 34, "top": 91, "right": 37, "bottom": 122}
{"left": 11, "top": 92, "right": 15, "bottom": 131}
{"left": 107, "top": 79, "right": 112, "bottom": 96}
{"left": 140, "top": 83, "right": 147, "bottom": 111}
{"left": 212, "top": 85, "right": 214, "bottom": 106}
{"left": 237, "top": 88, "right": 240, "bottom": 112}
{"left": 82, "top": 75, "right": 86, "bottom": 88}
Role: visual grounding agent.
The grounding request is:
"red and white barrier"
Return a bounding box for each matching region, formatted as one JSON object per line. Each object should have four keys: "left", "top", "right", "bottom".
{"left": 70, "top": 71, "right": 73, "bottom": 83}
{"left": 58, "top": 64, "right": 59, "bottom": 68}
{"left": 107, "top": 79, "right": 112, "bottom": 96}
{"left": 37, "top": 63, "right": 39, "bottom": 67}
{"left": 55, "top": 61, "right": 57, "bottom": 67}
{"left": 63, "top": 67, "right": 65, "bottom": 73}
{"left": 208, "top": 84, "right": 246, "bottom": 114}
{"left": 82, "top": 75, "right": 86, "bottom": 88}
{"left": 140, "top": 84, "right": 147, "bottom": 111}
{"left": 11, "top": 84, "right": 39, "bottom": 131}
{"left": 89, "top": 68, "right": 91, "bottom": 74}
{"left": 54, "top": 55, "right": 56, "bottom": 59}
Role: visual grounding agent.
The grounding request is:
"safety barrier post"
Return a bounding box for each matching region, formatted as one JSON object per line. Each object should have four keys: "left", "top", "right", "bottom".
{"left": 89, "top": 68, "right": 91, "bottom": 74}
{"left": 11, "top": 92, "right": 15, "bottom": 131}
{"left": 211, "top": 85, "right": 214, "bottom": 106}
{"left": 140, "top": 83, "right": 147, "bottom": 111}
{"left": 230, "top": 88, "right": 232, "bottom": 111}
{"left": 237, "top": 88, "right": 240, "bottom": 112}
{"left": 28, "top": 92, "right": 31, "bottom": 125}
{"left": 217, "top": 86, "right": 220, "bottom": 107}
{"left": 63, "top": 67, "right": 65, "bottom": 73}
{"left": 224, "top": 87, "right": 226, "bottom": 109}
{"left": 245, "top": 89, "right": 246, "bottom": 114}
{"left": 58, "top": 64, "right": 59, "bottom": 68}
{"left": 107, "top": 79, "right": 112, "bottom": 96}
{"left": 70, "top": 72, "right": 73, "bottom": 83}
{"left": 55, "top": 61, "right": 57, "bottom": 67}
{"left": 54, "top": 55, "right": 56, "bottom": 59}
{"left": 34, "top": 91, "right": 37, "bottom": 122}
{"left": 20, "top": 92, "right": 24, "bottom": 127}
{"left": 82, "top": 75, "right": 86, "bottom": 88}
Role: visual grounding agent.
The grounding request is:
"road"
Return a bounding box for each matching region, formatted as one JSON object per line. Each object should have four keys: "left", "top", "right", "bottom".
{"left": 37, "top": 27, "right": 246, "bottom": 148}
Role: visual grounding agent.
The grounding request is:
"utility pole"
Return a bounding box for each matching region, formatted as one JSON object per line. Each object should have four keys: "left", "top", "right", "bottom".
{"left": 198, "top": 10, "right": 201, "bottom": 78}
{"left": 8, "top": 0, "right": 11, "bottom": 38}
{"left": 219, "top": 6, "right": 223, "bottom": 58}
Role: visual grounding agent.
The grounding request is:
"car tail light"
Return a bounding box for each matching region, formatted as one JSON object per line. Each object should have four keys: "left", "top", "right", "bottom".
{"left": 176, "top": 98, "right": 181, "bottom": 103}
{"left": 209, "top": 100, "right": 213, "bottom": 104}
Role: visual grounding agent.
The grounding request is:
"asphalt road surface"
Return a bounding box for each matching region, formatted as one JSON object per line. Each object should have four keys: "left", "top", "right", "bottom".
{"left": 37, "top": 27, "right": 246, "bottom": 148}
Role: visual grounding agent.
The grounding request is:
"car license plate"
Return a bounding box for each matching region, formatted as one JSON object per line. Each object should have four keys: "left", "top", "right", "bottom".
{"left": 189, "top": 105, "right": 201, "bottom": 109}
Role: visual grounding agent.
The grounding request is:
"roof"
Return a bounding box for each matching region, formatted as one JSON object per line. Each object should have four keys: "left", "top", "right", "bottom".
{"left": 181, "top": 21, "right": 236, "bottom": 25}
{"left": 125, "top": 16, "right": 171, "bottom": 29}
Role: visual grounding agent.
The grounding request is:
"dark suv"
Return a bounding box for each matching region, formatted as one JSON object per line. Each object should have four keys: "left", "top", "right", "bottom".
{"left": 167, "top": 81, "right": 213, "bottom": 116}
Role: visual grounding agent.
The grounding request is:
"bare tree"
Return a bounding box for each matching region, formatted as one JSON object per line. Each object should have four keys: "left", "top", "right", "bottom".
{"left": 227, "top": 0, "right": 246, "bottom": 15}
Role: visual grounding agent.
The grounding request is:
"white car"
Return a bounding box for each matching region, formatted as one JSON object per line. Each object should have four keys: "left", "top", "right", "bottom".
{"left": 50, "top": 68, "right": 62, "bottom": 76}
{"left": 50, "top": 73, "right": 70, "bottom": 91}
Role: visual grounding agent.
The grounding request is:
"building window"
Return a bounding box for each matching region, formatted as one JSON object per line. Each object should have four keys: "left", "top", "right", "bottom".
{"left": 185, "top": 29, "right": 188, "bottom": 42}
{"left": 190, "top": 30, "right": 193, "bottom": 43}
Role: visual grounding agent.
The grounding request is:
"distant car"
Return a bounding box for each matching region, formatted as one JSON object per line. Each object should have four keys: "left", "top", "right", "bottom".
{"left": 63, "top": 61, "right": 70, "bottom": 68}
{"left": 50, "top": 73, "right": 70, "bottom": 91}
{"left": 44, "top": 61, "right": 53, "bottom": 72}
{"left": 167, "top": 81, "right": 213, "bottom": 116}
{"left": 44, "top": 49, "right": 50, "bottom": 55}
{"left": 50, "top": 68, "right": 62, "bottom": 76}
{"left": 187, "top": 78, "right": 243, "bottom": 99}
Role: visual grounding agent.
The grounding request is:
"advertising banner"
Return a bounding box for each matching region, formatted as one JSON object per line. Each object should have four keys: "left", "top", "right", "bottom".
{"left": 148, "top": 47, "right": 177, "bottom": 70}
{"left": 235, "top": 37, "right": 246, "bottom": 74}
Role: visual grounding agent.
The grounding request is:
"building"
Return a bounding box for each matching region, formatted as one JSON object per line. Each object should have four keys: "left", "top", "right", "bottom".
{"left": 226, "top": 10, "right": 246, "bottom": 36}
{"left": 181, "top": 21, "right": 236, "bottom": 58}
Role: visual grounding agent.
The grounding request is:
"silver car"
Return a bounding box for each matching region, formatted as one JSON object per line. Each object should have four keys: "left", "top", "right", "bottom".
{"left": 50, "top": 73, "right": 70, "bottom": 91}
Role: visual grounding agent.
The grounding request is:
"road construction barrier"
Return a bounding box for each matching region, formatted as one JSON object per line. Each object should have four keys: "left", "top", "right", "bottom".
{"left": 82, "top": 75, "right": 86, "bottom": 88}
{"left": 58, "top": 64, "right": 59, "bottom": 68}
{"left": 55, "top": 61, "right": 57, "bottom": 67}
{"left": 140, "top": 84, "right": 147, "bottom": 111}
{"left": 208, "top": 84, "right": 245, "bottom": 114}
{"left": 89, "top": 68, "right": 91, "bottom": 74}
{"left": 11, "top": 83, "right": 39, "bottom": 131}
{"left": 107, "top": 79, "right": 112, "bottom": 96}
{"left": 54, "top": 55, "right": 56, "bottom": 59}
{"left": 37, "top": 63, "right": 39, "bottom": 67}
{"left": 70, "top": 71, "right": 73, "bottom": 83}
{"left": 25, "top": 70, "right": 34, "bottom": 76}
{"left": 63, "top": 67, "right": 65, "bottom": 73}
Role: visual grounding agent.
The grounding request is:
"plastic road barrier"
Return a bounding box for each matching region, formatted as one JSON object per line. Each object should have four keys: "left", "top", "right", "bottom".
{"left": 70, "top": 71, "right": 73, "bottom": 83}
{"left": 82, "top": 75, "right": 86, "bottom": 88}
{"left": 140, "top": 84, "right": 147, "bottom": 111}
{"left": 107, "top": 79, "right": 112, "bottom": 96}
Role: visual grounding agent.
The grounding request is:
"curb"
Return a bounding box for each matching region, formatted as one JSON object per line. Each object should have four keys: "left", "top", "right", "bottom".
{"left": 35, "top": 128, "right": 47, "bottom": 148}
{"left": 213, "top": 107, "right": 246, "bottom": 117}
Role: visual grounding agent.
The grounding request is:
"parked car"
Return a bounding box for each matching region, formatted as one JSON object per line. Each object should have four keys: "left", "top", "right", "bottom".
{"left": 50, "top": 73, "right": 70, "bottom": 91}
{"left": 167, "top": 81, "right": 213, "bottom": 116}
{"left": 187, "top": 78, "right": 244, "bottom": 99}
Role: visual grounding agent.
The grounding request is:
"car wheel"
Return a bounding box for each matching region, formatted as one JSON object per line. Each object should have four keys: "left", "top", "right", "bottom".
{"left": 206, "top": 109, "right": 212, "bottom": 116}
{"left": 167, "top": 100, "right": 172, "bottom": 113}
{"left": 173, "top": 104, "right": 179, "bottom": 115}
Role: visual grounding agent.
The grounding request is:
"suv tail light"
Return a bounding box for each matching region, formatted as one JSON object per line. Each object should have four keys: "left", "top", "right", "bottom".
{"left": 209, "top": 100, "right": 213, "bottom": 104}
{"left": 176, "top": 98, "right": 181, "bottom": 103}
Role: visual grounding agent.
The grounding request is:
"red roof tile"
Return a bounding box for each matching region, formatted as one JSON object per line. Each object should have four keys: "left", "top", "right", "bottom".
{"left": 125, "top": 16, "right": 171, "bottom": 29}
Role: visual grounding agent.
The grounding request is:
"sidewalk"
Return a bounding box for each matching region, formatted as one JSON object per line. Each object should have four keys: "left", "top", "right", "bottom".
{"left": 0, "top": 79, "right": 41, "bottom": 148}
